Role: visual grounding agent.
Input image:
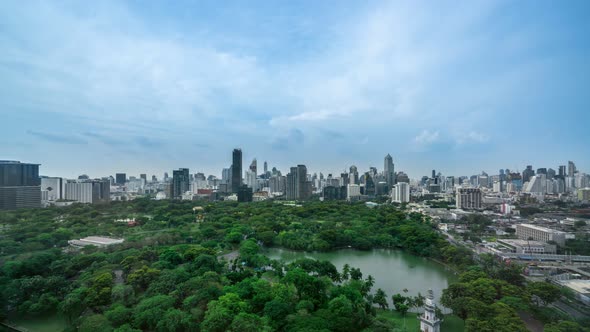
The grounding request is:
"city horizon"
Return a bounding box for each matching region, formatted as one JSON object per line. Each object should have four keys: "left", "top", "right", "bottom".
{"left": 2, "top": 1, "right": 589, "bottom": 178}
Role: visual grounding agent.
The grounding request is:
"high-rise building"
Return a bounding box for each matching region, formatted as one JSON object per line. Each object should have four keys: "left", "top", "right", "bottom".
{"left": 237, "top": 185, "right": 253, "bottom": 202}
{"left": 568, "top": 161, "right": 577, "bottom": 177}
{"left": 522, "top": 166, "right": 535, "bottom": 183}
{"left": 396, "top": 172, "right": 410, "bottom": 184}
{"left": 245, "top": 170, "right": 257, "bottom": 191}
{"left": 456, "top": 188, "right": 482, "bottom": 210}
{"left": 347, "top": 184, "right": 361, "bottom": 201}
{"left": 285, "top": 165, "right": 312, "bottom": 200}
{"left": 349, "top": 165, "right": 359, "bottom": 184}
{"left": 140, "top": 174, "right": 147, "bottom": 181}
{"left": 172, "top": 168, "right": 190, "bottom": 199}
{"left": 391, "top": 182, "right": 410, "bottom": 203}
{"left": 264, "top": 161, "right": 268, "bottom": 174}
{"left": 64, "top": 179, "right": 110, "bottom": 204}
{"left": 269, "top": 175, "right": 286, "bottom": 194}
{"left": 547, "top": 168, "right": 556, "bottom": 179}
{"left": 0, "top": 161, "right": 41, "bottom": 210}
{"left": 41, "top": 177, "right": 64, "bottom": 202}
{"left": 297, "top": 165, "right": 311, "bottom": 200}
{"left": 249, "top": 158, "right": 257, "bottom": 175}
{"left": 558, "top": 165, "right": 567, "bottom": 179}
{"left": 231, "top": 149, "right": 242, "bottom": 193}
{"left": 362, "top": 172, "right": 375, "bottom": 196}
{"left": 115, "top": 173, "right": 126, "bottom": 185}
{"left": 384, "top": 154, "right": 395, "bottom": 187}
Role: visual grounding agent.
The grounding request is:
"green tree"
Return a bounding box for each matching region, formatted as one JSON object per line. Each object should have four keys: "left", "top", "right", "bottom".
{"left": 79, "top": 314, "right": 113, "bottom": 332}
{"left": 373, "top": 288, "right": 388, "bottom": 309}
{"left": 528, "top": 282, "right": 561, "bottom": 306}
{"left": 133, "top": 295, "right": 175, "bottom": 330}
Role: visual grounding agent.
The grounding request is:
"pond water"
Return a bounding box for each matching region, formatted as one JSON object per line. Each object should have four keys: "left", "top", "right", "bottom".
{"left": 265, "top": 248, "right": 457, "bottom": 307}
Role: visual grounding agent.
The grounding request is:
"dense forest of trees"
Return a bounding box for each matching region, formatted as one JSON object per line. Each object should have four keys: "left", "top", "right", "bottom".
{"left": 0, "top": 199, "right": 588, "bottom": 331}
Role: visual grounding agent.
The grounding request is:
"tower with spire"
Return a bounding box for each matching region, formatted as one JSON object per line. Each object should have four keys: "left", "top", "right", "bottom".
{"left": 419, "top": 289, "right": 441, "bottom": 332}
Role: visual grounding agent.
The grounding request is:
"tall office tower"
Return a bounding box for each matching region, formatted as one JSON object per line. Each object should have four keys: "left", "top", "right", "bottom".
{"left": 0, "top": 161, "right": 41, "bottom": 210}
{"left": 245, "top": 170, "right": 257, "bottom": 191}
{"left": 297, "top": 165, "right": 311, "bottom": 200}
{"left": 391, "top": 182, "right": 410, "bottom": 203}
{"left": 384, "top": 154, "right": 395, "bottom": 187}
{"left": 152, "top": 175, "right": 157, "bottom": 182}
{"left": 432, "top": 170, "right": 436, "bottom": 179}
{"left": 140, "top": 174, "right": 147, "bottom": 181}
{"left": 164, "top": 172, "right": 169, "bottom": 181}
{"left": 115, "top": 173, "right": 126, "bottom": 185}
{"left": 558, "top": 165, "right": 567, "bottom": 179}
{"left": 286, "top": 167, "right": 298, "bottom": 200}
{"left": 221, "top": 168, "right": 231, "bottom": 184}
{"left": 285, "top": 165, "right": 311, "bottom": 200}
{"left": 171, "top": 168, "right": 190, "bottom": 199}
{"left": 363, "top": 172, "right": 376, "bottom": 196}
{"left": 41, "top": 177, "right": 64, "bottom": 202}
{"left": 340, "top": 173, "right": 349, "bottom": 187}
{"left": 349, "top": 165, "right": 359, "bottom": 184}
{"left": 536, "top": 168, "right": 547, "bottom": 175}
{"left": 456, "top": 188, "right": 482, "bottom": 210}
{"left": 78, "top": 174, "right": 89, "bottom": 180}
{"left": 249, "top": 159, "right": 257, "bottom": 175}
{"left": 269, "top": 175, "right": 285, "bottom": 194}
{"left": 522, "top": 166, "right": 535, "bottom": 183}
{"left": 231, "top": 149, "right": 242, "bottom": 193}
{"left": 547, "top": 168, "right": 556, "bottom": 179}
{"left": 64, "top": 179, "right": 110, "bottom": 204}
{"left": 264, "top": 161, "right": 268, "bottom": 174}
{"left": 568, "top": 161, "right": 577, "bottom": 177}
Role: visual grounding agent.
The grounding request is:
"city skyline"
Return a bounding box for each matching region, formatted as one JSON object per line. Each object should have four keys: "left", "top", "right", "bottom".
{"left": 13, "top": 153, "right": 588, "bottom": 183}
{"left": 1, "top": 1, "right": 589, "bottom": 177}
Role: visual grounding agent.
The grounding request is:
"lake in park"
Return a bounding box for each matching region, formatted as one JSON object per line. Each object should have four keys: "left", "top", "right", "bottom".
{"left": 265, "top": 247, "right": 458, "bottom": 307}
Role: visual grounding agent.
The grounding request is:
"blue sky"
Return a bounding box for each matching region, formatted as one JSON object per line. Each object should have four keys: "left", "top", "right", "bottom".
{"left": 1, "top": 0, "right": 589, "bottom": 179}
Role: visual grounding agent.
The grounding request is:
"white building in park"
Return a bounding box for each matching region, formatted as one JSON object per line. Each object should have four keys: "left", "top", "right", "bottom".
{"left": 419, "top": 289, "right": 441, "bottom": 332}
{"left": 68, "top": 236, "right": 124, "bottom": 248}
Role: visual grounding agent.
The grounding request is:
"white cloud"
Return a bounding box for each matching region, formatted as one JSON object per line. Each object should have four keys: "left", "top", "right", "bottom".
{"left": 414, "top": 130, "right": 440, "bottom": 144}
{"left": 454, "top": 131, "right": 490, "bottom": 145}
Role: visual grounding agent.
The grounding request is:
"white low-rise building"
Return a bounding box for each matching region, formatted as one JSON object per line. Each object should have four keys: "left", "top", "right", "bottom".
{"left": 68, "top": 236, "right": 124, "bottom": 248}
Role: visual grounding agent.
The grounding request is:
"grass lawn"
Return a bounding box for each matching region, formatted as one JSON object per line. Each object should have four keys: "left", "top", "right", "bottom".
{"left": 376, "top": 310, "right": 464, "bottom": 331}
{"left": 376, "top": 309, "right": 420, "bottom": 331}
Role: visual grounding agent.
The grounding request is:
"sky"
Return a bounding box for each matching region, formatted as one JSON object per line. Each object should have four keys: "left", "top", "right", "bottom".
{"left": 1, "top": 0, "right": 589, "bottom": 179}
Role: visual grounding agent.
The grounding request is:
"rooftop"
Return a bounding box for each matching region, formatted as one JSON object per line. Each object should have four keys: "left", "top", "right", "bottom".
{"left": 68, "top": 236, "right": 124, "bottom": 247}
{"left": 517, "top": 223, "right": 566, "bottom": 234}
{"left": 559, "top": 280, "right": 590, "bottom": 295}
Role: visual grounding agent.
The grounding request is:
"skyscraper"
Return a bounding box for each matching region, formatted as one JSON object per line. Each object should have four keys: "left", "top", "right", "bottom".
{"left": 383, "top": 154, "right": 395, "bottom": 187}
{"left": 568, "top": 161, "right": 577, "bottom": 177}
{"left": 172, "top": 168, "right": 190, "bottom": 199}
{"left": 297, "top": 165, "right": 311, "bottom": 200}
{"left": 0, "top": 160, "right": 41, "bottom": 210}
{"left": 285, "top": 165, "right": 311, "bottom": 200}
{"left": 264, "top": 161, "right": 268, "bottom": 174}
{"left": 231, "top": 149, "right": 242, "bottom": 193}
{"left": 522, "top": 166, "right": 535, "bottom": 183}
{"left": 115, "top": 173, "right": 126, "bottom": 185}
{"left": 349, "top": 165, "right": 359, "bottom": 185}
{"left": 558, "top": 165, "right": 567, "bottom": 179}
{"left": 249, "top": 158, "right": 257, "bottom": 175}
